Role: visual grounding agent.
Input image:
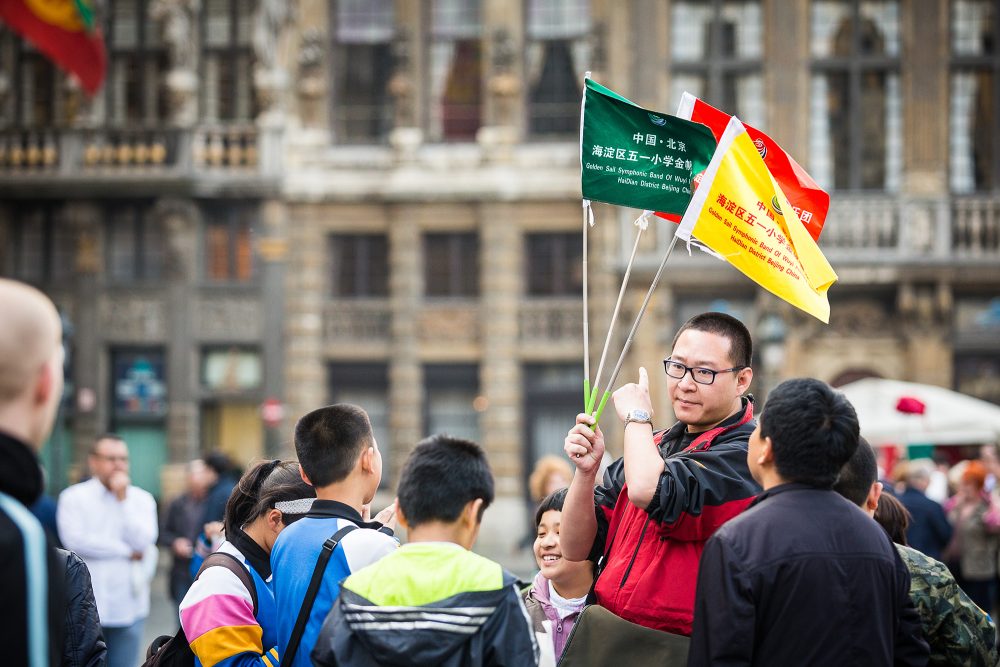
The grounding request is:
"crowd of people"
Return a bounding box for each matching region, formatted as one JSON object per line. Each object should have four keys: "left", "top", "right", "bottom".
{"left": 3, "top": 276, "right": 1000, "bottom": 667}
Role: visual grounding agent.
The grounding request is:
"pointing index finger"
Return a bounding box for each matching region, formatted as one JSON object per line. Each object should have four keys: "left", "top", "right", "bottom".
{"left": 639, "top": 366, "right": 648, "bottom": 390}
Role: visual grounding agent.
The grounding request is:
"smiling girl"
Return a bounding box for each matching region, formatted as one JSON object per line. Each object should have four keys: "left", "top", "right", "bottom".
{"left": 523, "top": 488, "right": 596, "bottom": 661}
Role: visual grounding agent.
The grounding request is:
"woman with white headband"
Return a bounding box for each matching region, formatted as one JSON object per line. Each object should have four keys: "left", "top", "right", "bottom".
{"left": 178, "top": 460, "right": 316, "bottom": 667}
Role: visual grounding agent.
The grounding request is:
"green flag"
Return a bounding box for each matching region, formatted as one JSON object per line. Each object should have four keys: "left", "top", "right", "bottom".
{"left": 581, "top": 78, "right": 716, "bottom": 215}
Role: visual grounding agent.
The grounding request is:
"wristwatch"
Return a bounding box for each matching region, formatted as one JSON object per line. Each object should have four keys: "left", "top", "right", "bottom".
{"left": 623, "top": 408, "right": 652, "bottom": 428}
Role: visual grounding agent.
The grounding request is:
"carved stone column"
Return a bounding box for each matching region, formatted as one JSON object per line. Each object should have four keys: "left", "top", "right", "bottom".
{"left": 150, "top": 0, "right": 200, "bottom": 127}
{"left": 259, "top": 200, "right": 288, "bottom": 457}
{"left": 253, "top": 0, "right": 295, "bottom": 122}
{"left": 478, "top": 202, "right": 521, "bottom": 496}
{"left": 387, "top": 204, "right": 422, "bottom": 482}
{"left": 153, "top": 198, "right": 201, "bottom": 462}
{"left": 283, "top": 204, "right": 326, "bottom": 441}
{"left": 61, "top": 202, "right": 103, "bottom": 467}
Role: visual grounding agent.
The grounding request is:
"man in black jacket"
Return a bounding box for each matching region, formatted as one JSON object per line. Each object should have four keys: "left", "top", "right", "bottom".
{"left": 0, "top": 279, "right": 106, "bottom": 667}
{"left": 688, "top": 378, "right": 929, "bottom": 667}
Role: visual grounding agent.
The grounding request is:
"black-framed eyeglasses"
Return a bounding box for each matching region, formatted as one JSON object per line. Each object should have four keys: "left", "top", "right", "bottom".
{"left": 663, "top": 359, "right": 746, "bottom": 385}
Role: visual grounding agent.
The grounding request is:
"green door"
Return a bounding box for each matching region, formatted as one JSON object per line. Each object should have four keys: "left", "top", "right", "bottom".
{"left": 116, "top": 425, "right": 167, "bottom": 500}
{"left": 39, "top": 419, "right": 72, "bottom": 494}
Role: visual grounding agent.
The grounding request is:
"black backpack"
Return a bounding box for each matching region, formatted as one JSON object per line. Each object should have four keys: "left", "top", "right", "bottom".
{"left": 142, "top": 551, "right": 259, "bottom": 667}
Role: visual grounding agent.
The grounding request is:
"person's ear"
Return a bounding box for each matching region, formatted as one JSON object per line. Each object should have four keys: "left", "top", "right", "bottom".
{"left": 866, "top": 481, "right": 883, "bottom": 514}
{"left": 757, "top": 436, "right": 774, "bottom": 467}
{"left": 396, "top": 500, "right": 410, "bottom": 532}
{"left": 299, "top": 466, "right": 314, "bottom": 487}
{"left": 33, "top": 359, "right": 55, "bottom": 408}
{"left": 359, "top": 446, "right": 375, "bottom": 474}
{"left": 465, "top": 498, "right": 484, "bottom": 527}
{"left": 266, "top": 508, "right": 283, "bottom": 534}
{"left": 736, "top": 366, "right": 753, "bottom": 395}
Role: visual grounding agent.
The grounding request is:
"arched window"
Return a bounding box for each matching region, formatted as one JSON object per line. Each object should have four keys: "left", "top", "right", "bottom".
{"left": 809, "top": 0, "right": 902, "bottom": 191}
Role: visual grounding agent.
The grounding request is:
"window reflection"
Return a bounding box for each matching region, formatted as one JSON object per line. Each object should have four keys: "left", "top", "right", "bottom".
{"left": 429, "top": 0, "right": 482, "bottom": 141}
{"left": 332, "top": 0, "right": 394, "bottom": 142}
{"left": 526, "top": 0, "right": 590, "bottom": 136}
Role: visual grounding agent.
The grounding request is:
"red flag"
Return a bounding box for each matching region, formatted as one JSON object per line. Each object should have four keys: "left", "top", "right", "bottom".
{"left": 657, "top": 94, "right": 829, "bottom": 242}
{"left": 0, "top": 0, "right": 106, "bottom": 95}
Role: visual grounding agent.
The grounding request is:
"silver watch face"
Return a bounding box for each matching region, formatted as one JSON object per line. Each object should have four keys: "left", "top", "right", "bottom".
{"left": 629, "top": 409, "right": 651, "bottom": 421}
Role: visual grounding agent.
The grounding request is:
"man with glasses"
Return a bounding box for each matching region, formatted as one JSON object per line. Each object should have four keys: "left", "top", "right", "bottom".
{"left": 58, "top": 434, "right": 158, "bottom": 667}
{"left": 561, "top": 312, "right": 760, "bottom": 636}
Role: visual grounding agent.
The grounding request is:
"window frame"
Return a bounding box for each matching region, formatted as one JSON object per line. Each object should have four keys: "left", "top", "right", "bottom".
{"left": 329, "top": 232, "right": 389, "bottom": 298}
{"left": 329, "top": 0, "right": 396, "bottom": 144}
{"left": 202, "top": 204, "right": 257, "bottom": 285}
{"left": 810, "top": 0, "right": 901, "bottom": 191}
{"left": 669, "top": 0, "right": 763, "bottom": 122}
{"left": 950, "top": 1, "right": 1000, "bottom": 192}
{"left": 423, "top": 231, "right": 479, "bottom": 298}
{"left": 105, "top": 202, "right": 164, "bottom": 284}
{"left": 200, "top": 0, "right": 257, "bottom": 123}
{"left": 105, "top": 0, "right": 169, "bottom": 128}
{"left": 524, "top": 231, "right": 582, "bottom": 297}
{"left": 425, "top": 0, "right": 484, "bottom": 142}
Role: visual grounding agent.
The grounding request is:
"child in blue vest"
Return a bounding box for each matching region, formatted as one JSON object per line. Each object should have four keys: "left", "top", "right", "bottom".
{"left": 270, "top": 404, "right": 398, "bottom": 667}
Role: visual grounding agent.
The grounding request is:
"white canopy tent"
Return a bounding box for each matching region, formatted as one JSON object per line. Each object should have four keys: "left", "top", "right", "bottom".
{"left": 837, "top": 377, "right": 1000, "bottom": 447}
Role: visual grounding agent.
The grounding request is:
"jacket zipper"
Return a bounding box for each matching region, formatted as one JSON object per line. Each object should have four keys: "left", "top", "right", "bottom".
{"left": 619, "top": 516, "right": 651, "bottom": 589}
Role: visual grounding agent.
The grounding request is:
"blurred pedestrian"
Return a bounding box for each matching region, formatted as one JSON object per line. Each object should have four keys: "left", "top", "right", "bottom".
{"left": 201, "top": 451, "right": 238, "bottom": 526}
{"left": 0, "top": 279, "right": 72, "bottom": 666}
{"left": 899, "top": 459, "right": 953, "bottom": 560}
{"left": 58, "top": 434, "right": 158, "bottom": 667}
{"left": 160, "top": 458, "right": 212, "bottom": 606}
{"left": 837, "top": 439, "right": 998, "bottom": 667}
{"left": 944, "top": 461, "right": 999, "bottom": 612}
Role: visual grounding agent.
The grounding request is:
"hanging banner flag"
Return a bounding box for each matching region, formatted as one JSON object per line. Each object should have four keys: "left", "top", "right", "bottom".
{"left": 581, "top": 78, "right": 716, "bottom": 215}
{"left": 660, "top": 93, "right": 829, "bottom": 242}
{"left": 676, "top": 117, "right": 837, "bottom": 323}
{"left": 0, "top": 0, "right": 107, "bottom": 95}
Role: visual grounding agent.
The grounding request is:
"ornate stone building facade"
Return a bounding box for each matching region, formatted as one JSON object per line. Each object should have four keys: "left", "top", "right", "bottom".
{"left": 2, "top": 2, "right": 999, "bottom": 551}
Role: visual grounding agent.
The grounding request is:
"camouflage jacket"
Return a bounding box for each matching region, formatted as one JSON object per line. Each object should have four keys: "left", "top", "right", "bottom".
{"left": 897, "top": 543, "right": 998, "bottom": 667}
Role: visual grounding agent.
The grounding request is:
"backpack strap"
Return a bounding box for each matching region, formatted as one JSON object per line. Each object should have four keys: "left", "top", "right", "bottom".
{"left": 197, "top": 551, "right": 259, "bottom": 616}
{"left": 279, "top": 524, "right": 358, "bottom": 667}
{"left": 0, "top": 491, "right": 48, "bottom": 667}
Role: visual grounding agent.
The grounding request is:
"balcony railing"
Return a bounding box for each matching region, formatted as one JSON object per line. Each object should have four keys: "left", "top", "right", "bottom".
{"left": 625, "top": 195, "right": 1000, "bottom": 269}
{"left": 519, "top": 299, "right": 582, "bottom": 343}
{"left": 0, "top": 125, "right": 267, "bottom": 178}
{"left": 324, "top": 300, "right": 391, "bottom": 342}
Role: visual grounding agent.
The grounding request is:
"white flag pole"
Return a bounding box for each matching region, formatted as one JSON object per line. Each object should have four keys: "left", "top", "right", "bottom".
{"left": 592, "top": 229, "right": 680, "bottom": 422}
{"left": 580, "top": 71, "right": 593, "bottom": 408}
{"left": 588, "top": 211, "right": 650, "bottom": 414}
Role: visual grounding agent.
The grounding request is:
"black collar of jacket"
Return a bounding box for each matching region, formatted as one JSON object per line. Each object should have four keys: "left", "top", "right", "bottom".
{"left": 659, "top": 394, "right": 755, "bottom": 447}
{"left": 229, "top": 527, "right": 272, "bottom": 579}
{"left": 307, "top": 499, "right": 389, "bottom": 532}
{"left": 0, "top": 429, "right": 43, "bottom": 506}
{"left": 749, "top": 481, "right": 828, "bottom": 508}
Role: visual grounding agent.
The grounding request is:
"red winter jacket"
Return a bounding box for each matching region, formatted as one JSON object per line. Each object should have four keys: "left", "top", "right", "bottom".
{"left": 591, "top": 398, "right": 759, "bottom": 635}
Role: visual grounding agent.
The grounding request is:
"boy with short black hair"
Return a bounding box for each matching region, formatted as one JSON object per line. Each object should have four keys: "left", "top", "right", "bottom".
{"left": 271, "top": 404, "right": 398, "bottom": 667}
{"left": 311, "top": 434, "right": 539, "bottom": 667}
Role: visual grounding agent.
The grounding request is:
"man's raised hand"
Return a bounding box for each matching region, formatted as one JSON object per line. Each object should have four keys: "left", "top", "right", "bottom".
{"left": 564, "top": 413, "right": 606, "bottom": 476}
{"left": 613, "top": 366, "right": 654, "bottom": 422}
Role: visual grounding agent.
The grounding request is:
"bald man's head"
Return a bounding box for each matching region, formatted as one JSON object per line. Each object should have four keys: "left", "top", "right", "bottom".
{"left": 0, "top": 279, "right": 64, "bottom": 448}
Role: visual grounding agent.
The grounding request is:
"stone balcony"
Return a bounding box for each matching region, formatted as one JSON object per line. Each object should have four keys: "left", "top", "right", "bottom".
{"left": 624, "top": 195, "right": 1000, "bottom": 276}
{"left": 0, "top": 124, "right": 280, "bottom": 193}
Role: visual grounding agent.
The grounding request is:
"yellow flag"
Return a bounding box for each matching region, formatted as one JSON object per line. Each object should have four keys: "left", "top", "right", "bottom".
{"left": 676, "top": 117, "right": 837, "bottom": 322}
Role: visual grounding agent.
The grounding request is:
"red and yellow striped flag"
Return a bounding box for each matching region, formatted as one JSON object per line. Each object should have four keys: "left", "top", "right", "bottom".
{"left": 676, "top": 116, "right": 837, "bottom": 323}
{"left": 0, "top": 0, "right": 106, "bottom": 94}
